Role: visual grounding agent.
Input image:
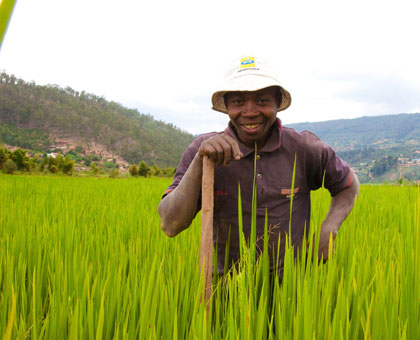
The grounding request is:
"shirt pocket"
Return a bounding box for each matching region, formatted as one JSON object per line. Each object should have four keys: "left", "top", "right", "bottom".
{"left": 278, "top": 186, "right": 309, "bottom": 199}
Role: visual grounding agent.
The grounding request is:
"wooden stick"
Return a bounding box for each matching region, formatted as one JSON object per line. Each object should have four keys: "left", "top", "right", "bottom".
{"left": 200, "top": 156, "right": 214, "bottom": 318}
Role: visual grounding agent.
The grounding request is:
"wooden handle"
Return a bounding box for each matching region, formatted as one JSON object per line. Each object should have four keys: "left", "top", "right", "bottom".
{"left": 200, "top": 156, "right": 214, "bottom": 317}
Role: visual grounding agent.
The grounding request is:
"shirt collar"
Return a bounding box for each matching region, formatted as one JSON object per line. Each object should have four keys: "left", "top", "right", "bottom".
{"left": 225, "top": 118, "right": 282, "bottom": 157}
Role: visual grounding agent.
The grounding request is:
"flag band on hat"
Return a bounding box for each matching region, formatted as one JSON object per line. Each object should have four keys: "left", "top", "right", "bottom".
{"left": 240, "top": 57, "right": 255, "bottom": 69}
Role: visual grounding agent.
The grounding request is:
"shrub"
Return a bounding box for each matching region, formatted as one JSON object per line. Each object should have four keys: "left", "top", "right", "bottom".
{"left": 49, "top": 165, "right": 58, "bottom": 174}
{"left": 74, "top": 145, "right": 85, "bottom": 154}
{"left": 103, "top": 161, "right": 117, "bottom": 169}
{"left": 91, "top": 162, "right": 99, "bottom": 175}
{"left": 109, "top": 169, "right": 119, "bottom": 178}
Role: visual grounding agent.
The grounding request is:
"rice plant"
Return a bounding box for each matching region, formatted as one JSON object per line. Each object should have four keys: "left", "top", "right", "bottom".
{"left": 0, "top": 175, "right": 419, "bottom": 339}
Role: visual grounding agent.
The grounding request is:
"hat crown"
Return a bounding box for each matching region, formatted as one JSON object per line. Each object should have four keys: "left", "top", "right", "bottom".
{"left": 225, "top": 56, "right": 278, "bottom": 82}
{"left": 211, "top": 55, "right": 292, "bottom": 114}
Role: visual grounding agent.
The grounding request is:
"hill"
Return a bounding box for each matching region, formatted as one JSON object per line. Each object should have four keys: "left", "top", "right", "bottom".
{"left": 285, "top": 114, "right": 420, "bottom": 151}
{"left": 0, "top": 71, "right": 194, "bottom": 168}
{"left": 286, "top": 113, "right": 420, "bottom": 182}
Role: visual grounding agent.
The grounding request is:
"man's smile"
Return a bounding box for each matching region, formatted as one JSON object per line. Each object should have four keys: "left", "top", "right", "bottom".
{"left": 243, "top": 123, "right": 262, "bottom": 131}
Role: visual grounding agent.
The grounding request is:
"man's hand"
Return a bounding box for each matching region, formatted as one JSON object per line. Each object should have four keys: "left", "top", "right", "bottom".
{"left": 318, "top": 225, "right": 336, "bottom": 261}
{"left": 159, "top": 134, "right": 243, "bottom": 237}
{"left": 198, "top": 134, "right": 243, "bottom": 166}
{"left": 317, "top": 170, "right": 360, "bottom": 261}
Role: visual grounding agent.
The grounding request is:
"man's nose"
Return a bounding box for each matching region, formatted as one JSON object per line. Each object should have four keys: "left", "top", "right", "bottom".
{"left": 242, "top": 99, "right": 258, "bottom": 115}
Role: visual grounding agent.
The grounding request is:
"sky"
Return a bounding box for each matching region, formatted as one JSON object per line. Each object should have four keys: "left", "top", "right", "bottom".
{"left": 1, "top": 0, "right": 419, "bottom": 135}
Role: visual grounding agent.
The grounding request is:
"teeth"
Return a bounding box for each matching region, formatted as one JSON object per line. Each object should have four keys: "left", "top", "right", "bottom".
{"left": 244, "top": 124, "right": 259, "bottom": 129}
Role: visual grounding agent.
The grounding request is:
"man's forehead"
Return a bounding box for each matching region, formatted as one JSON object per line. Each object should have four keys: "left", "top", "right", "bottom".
{"left": 226, "top": 87, "right": 278, "bottom": 97}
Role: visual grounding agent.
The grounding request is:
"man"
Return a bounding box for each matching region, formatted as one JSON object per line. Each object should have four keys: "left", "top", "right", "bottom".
{"left": 158, "top": 56, "right": 359, "bottom": 280}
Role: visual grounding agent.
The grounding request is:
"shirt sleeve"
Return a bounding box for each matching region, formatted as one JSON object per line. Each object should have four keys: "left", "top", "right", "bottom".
{"left": 163, "top": 138, "right": 200, "bottom": 197}
{"left": 162, "top": 133, "right": 219, "bottom": 207}
{"left": 304, "top": 131, "right": 352, "bottom": 196}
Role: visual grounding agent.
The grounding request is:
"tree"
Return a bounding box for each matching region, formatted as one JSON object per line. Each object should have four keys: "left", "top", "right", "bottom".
{"left": 62, "top": 156, "right": 74, "bottom": 175}
{"left": 163, "top": 166, "right": 176, "bottom": 177}
{"left": 48, "top": 156, "right": 59, "bottom": 173}
{"left": 372, "top": 155, "right": 398, "bottom": 177}
{"left": 11, "top": 148, "right": 30, "bottom": 171}
{"left": 0, "top": 147, "right": 8, "bottom": 168}
{"left": 28, "top": 155, "right": 38, "bottom": 171}
{"left": 4, "top": 159, "right": 17, "bottom": 174}
{"left": 150, "top": 164, "right": 161, "bottom": 176}
{"left": 39, "top": 156, "right": 48, "bottom": 171}
{"left": 129, "top": 164, "right": 138, "bottom": 177}
{"left": 138, "top": 161, "right": 150, "bottom": 177}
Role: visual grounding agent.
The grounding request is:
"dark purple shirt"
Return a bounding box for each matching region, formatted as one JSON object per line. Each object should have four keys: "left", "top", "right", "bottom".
{"left": 164, "top": 119, "right": 352, "bottom": 275}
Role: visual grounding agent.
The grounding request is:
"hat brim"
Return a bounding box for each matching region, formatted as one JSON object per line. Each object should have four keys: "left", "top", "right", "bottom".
{"left": 211, "top": 74, "right": 292, "bottom": 114}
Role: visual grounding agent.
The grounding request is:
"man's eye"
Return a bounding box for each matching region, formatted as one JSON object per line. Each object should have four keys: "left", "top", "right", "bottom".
{"left": 232, "top": 99, "right": 243, "bottom": 105}
{"left": 258, "top": 98, "right": 270, "bottom": 104}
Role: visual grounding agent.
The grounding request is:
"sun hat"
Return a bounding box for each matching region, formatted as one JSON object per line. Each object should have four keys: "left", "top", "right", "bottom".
{"left": 211, "top": 56, "right": 292, "bottom": 114}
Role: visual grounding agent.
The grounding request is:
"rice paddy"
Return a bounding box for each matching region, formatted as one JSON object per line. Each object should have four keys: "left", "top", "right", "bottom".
{"left": 0, "top": 175, "right": 419, "bottom": 339}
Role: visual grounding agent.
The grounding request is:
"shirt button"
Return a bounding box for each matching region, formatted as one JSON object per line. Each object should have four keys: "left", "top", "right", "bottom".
{"left": 257, "top": 173, "right": 262, "bottom": 179}
{"left": 256, "top": 154, "right": 261, "bottom": 160}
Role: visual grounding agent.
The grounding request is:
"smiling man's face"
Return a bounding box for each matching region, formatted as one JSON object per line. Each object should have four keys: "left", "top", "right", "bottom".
{"left": 225, "top": 86, "right": 279, "bottom": 149}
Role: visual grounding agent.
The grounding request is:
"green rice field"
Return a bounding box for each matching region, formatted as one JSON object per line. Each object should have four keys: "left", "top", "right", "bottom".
{"left": 0, "top": 175, "right": 419, "bottom": 339}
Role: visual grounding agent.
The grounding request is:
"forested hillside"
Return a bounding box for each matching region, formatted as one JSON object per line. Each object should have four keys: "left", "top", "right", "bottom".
{"left": 286, "top": 113, "right": 420, "bottom": 151}
{"left": 0, "top": 72, "right": 194, "bottom": 167}
{"left": 286, "top": 114, "right": 420, "bottom": 182}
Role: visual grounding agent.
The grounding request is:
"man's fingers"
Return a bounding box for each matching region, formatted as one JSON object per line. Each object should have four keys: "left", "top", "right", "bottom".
{"left": 216, "top": 138, "right": 233, "bottom": 166}
{"left": 317, "top": 230, "right": 335, "bottom": 261}
{"left": 199, "top": 139, "right": 226, "bottom": 165}
{"left": 224, "top": 135, "right": 242, "bottom": 160}
{"left": 199, "top": 143, "right": 218, "bottom": 163}
{"left": 213, "top": 141, "right": 225, "bottom": 165}
{"left": 199, "top": 134, "right": 243, "bottom": 166}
